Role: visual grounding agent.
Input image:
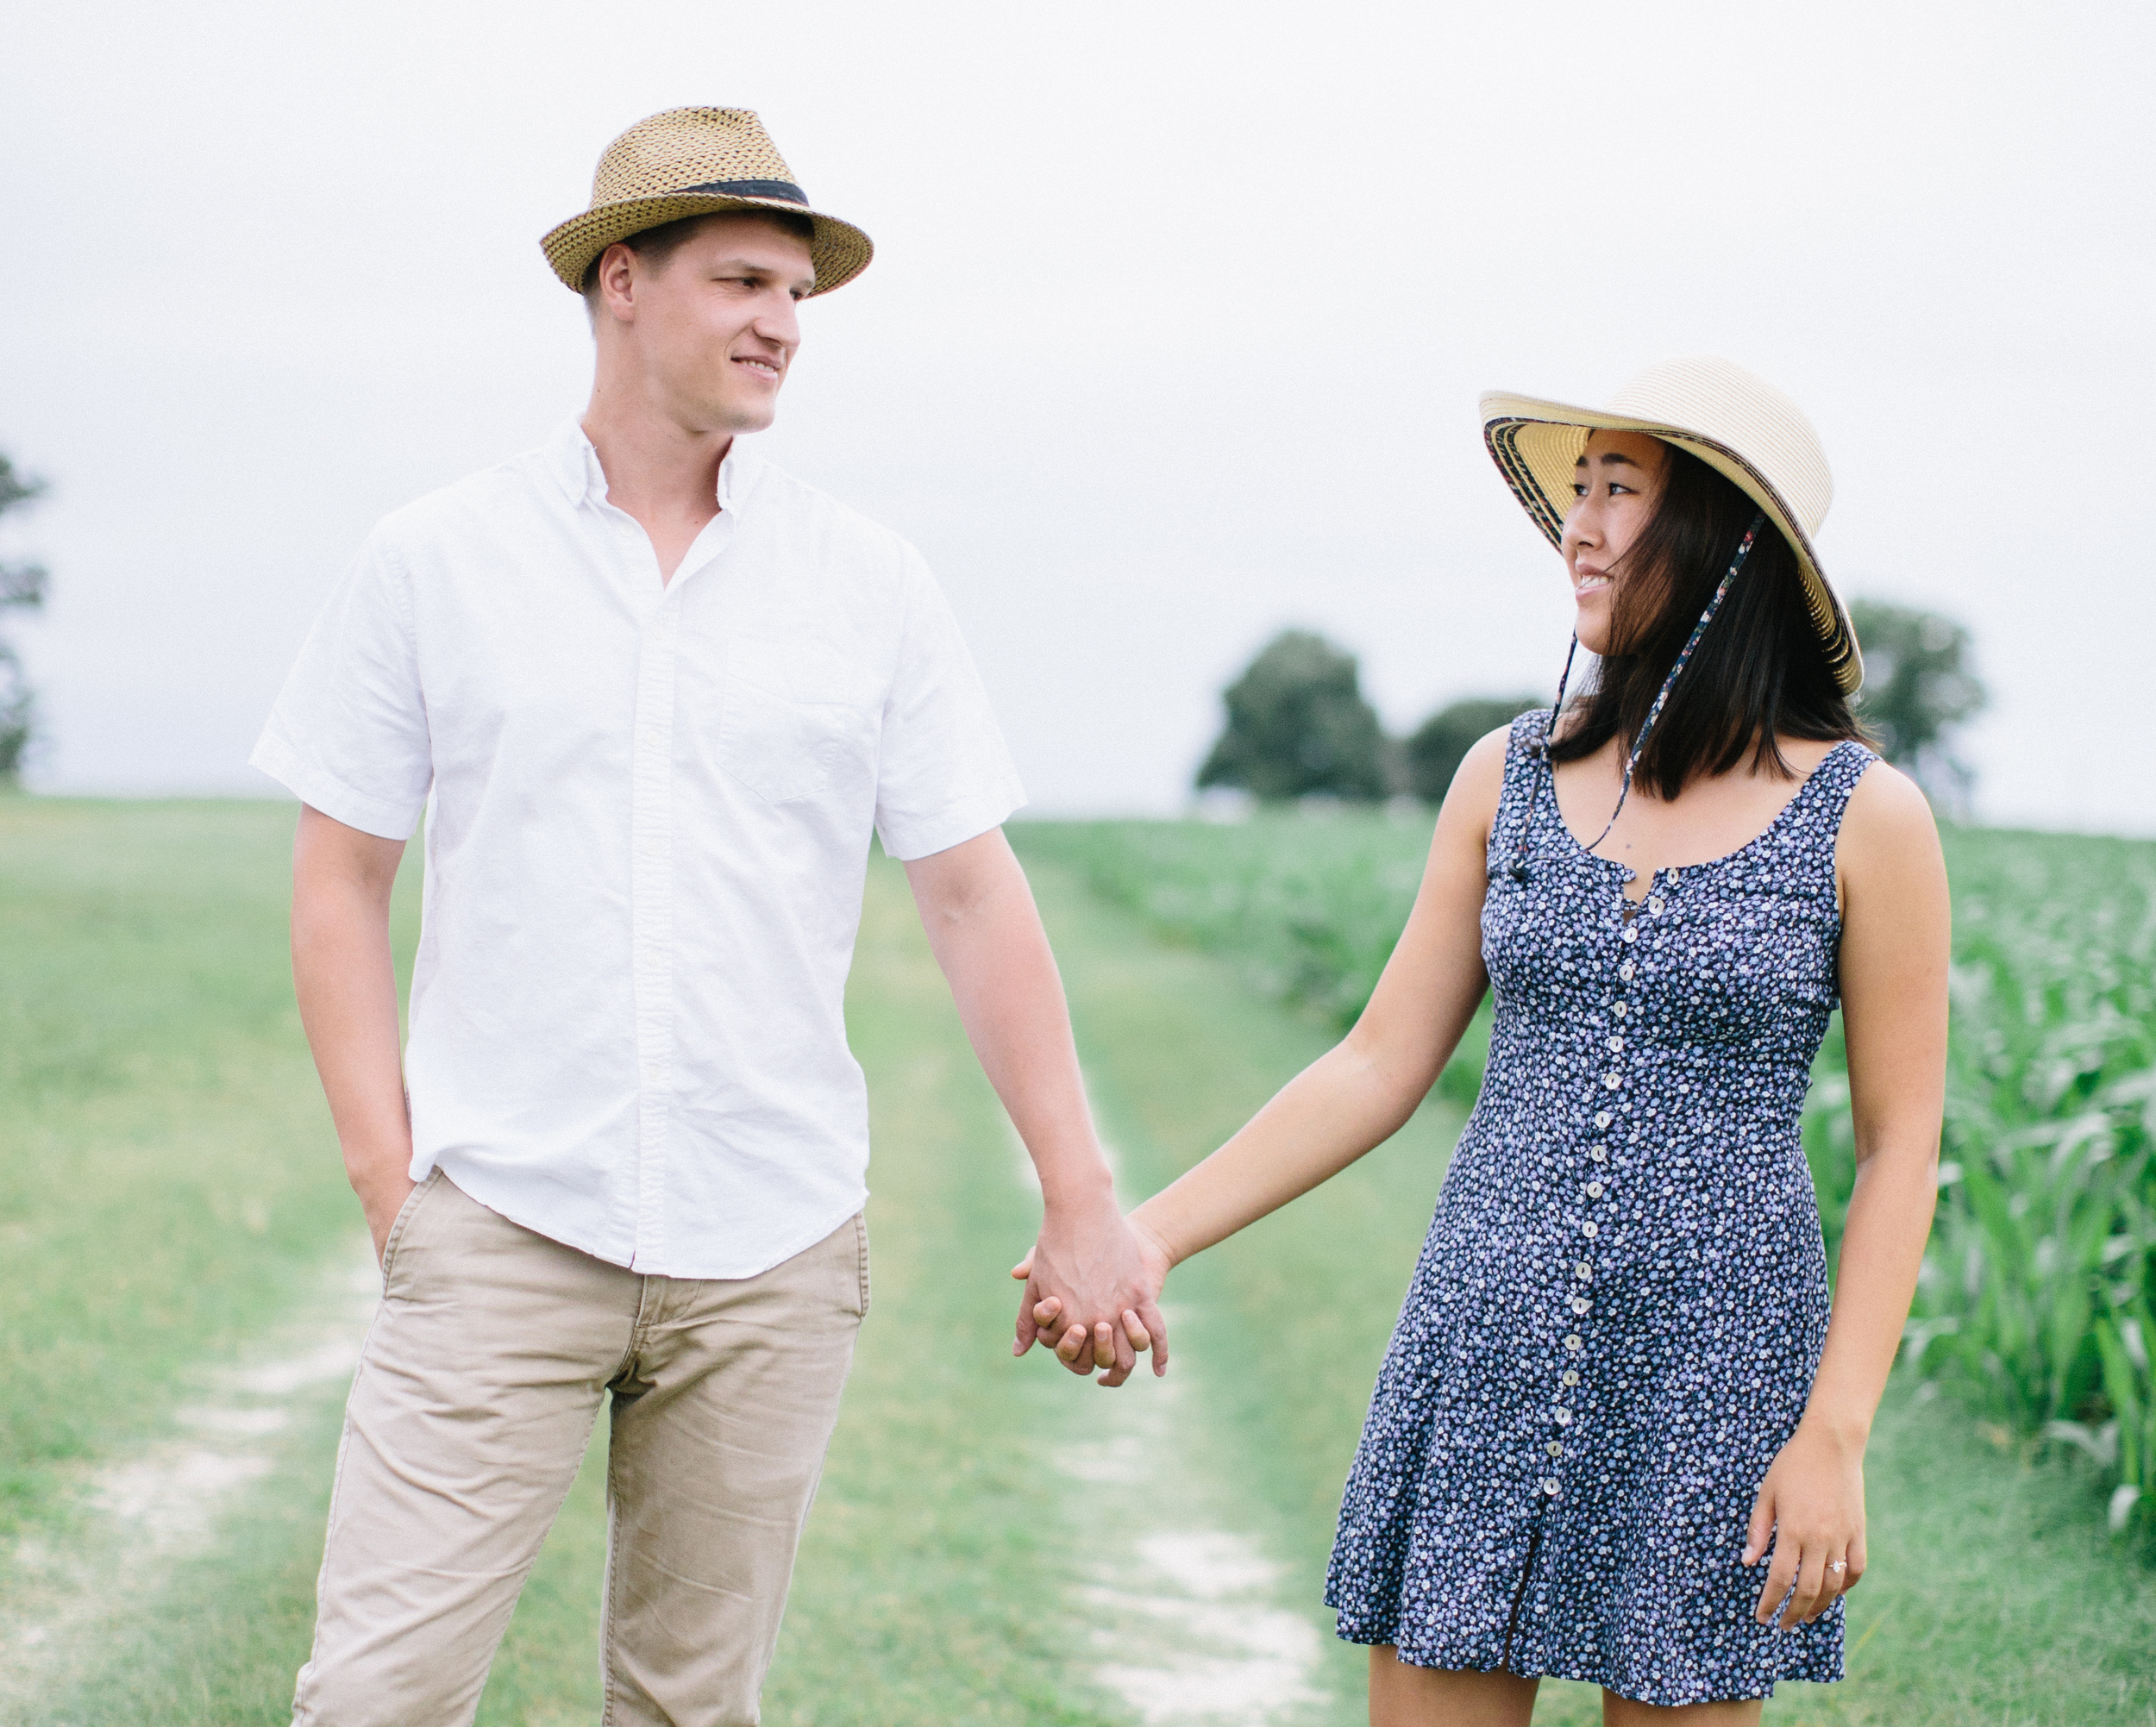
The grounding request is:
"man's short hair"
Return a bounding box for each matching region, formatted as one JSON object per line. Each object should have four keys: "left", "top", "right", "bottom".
{"left": 580, "top": 208, "right": 818, "bottom": 302}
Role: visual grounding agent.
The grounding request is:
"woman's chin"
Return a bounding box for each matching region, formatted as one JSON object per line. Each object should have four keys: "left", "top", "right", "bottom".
{"left": 1570, "top": 590, "right": 1614, "bottom": 655}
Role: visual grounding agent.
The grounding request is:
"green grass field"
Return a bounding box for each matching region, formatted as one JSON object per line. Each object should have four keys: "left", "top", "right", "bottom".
{"left": 3, "top": 800, "right": 2153, "bottom": 1724}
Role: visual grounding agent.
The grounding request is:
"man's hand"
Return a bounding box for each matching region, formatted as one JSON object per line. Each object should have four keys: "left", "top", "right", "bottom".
{"left": 1012, "top": 1211, "right": 1172, "bottom": 1387}
{"left": 360, "top": 1168, "right": 420, "bottom": 1266}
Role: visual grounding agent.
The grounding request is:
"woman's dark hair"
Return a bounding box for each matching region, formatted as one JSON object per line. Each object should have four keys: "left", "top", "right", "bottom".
{"left": 1547, "top": 441, "right": 1867, "bottom": 800}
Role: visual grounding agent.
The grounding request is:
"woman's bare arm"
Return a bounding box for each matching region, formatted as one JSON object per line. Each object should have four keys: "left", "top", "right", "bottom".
{"left": 1744, "top": 761, "right": 1948, "bottom": 1625}
{"left": 1125, "top": 728, "right": 1511, "bottom": 1268}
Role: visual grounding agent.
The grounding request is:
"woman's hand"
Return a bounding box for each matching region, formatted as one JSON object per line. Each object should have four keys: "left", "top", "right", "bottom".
{"left": 1012, "top": 1214, "right": 1174, "bottom": 1386}
{"left": 1743, "top": 1417, "right": 1868, "bottom": 1628}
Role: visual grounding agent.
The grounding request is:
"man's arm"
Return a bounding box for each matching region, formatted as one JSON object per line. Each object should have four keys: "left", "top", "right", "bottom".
{"left": 292, "top": 804, "right": 415, "bottom": 1261}
{"left": 903, "top": 828, "right": 1168, "bottom": 1385}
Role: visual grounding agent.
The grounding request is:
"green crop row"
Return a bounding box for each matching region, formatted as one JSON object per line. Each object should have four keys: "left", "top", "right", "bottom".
{"left": 1011, "top": 814, "right": 2156, "bottom": 1537}
{"left": 1812, "top": 830, "right": 2156, "bottom": 1537}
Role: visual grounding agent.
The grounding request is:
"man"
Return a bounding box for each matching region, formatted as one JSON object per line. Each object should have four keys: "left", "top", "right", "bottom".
{"left": 252, "top": 107, "right": 1164, "bottom": 1726}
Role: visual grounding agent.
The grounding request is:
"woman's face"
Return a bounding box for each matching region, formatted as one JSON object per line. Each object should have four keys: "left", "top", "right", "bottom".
{"left": 1560, "top": 429, "right": 1669, "bottom": 656}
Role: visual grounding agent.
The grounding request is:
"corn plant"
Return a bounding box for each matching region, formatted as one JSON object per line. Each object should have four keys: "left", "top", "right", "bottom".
{"left": 1809, "top": 829, "right": 2156, "bottom": 1532}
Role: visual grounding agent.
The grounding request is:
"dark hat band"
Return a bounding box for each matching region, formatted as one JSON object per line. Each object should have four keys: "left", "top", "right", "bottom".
{"left": 680, "top": 178, "right": 808, "bottom": 204}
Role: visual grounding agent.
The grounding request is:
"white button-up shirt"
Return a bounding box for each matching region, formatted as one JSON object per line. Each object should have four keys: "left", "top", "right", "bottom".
{"left": 252, "top": 422, "right": 1024, "bottom": 1277}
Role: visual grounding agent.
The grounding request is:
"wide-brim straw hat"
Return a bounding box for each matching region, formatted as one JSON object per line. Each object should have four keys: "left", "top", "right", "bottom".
{"left": 1481, "top": 356, "right": 1862, "bottom": 694}
{"left": 542, "top": 107, "right": 872, "bottom": 298}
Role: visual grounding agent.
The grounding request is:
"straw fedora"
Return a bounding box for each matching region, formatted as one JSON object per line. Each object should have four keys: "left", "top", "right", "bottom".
{"left": 542, "top": 107, "right": 872, "bottom": 298}
{"left": 1480, "top": 356, "right": 1862, "bottom": 694}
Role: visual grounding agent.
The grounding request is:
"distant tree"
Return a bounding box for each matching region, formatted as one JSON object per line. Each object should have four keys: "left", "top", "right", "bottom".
{"left": 1197, "top": 629, "right": 1388, "bottom": 803}
{"left": 1847, "top": 598, "right": 1986, "bottom": 810}
{"left": 1405, "top": 695, "right": 1546, "bottom": 804}
{"left": 0, "top": 452, "right": 48, "bottom": 785}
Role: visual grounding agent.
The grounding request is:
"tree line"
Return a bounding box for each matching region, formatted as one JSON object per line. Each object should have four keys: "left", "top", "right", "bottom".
{"left": 0, "top": 448, "right": 47, "bottom": 785}
{"left": 1198, "top": 603, "right": 1987, "bottom": 809}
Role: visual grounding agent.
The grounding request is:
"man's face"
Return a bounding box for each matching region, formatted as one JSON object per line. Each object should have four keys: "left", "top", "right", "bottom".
{"left": 595, "top": 214, "right": 818, "bottom": 434}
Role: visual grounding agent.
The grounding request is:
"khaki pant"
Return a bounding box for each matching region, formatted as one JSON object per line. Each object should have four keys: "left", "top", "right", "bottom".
{"left": 293, "top": 1172, "right": 868, "bottom": 1727}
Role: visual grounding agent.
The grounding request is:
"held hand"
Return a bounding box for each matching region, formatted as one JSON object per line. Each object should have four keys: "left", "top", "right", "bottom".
{"left": 1743, "top": 1418, "right": 1868, "bottom": 1629}
{"left": 1010, "top": 1209, "right": 1171, "bottom": 1387}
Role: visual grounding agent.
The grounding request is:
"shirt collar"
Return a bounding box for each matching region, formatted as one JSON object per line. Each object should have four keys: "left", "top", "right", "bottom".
{"left": 542, "top": 419, "right": 751, "bottom": 518}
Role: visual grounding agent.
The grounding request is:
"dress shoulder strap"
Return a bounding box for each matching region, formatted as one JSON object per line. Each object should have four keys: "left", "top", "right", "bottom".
{"left": 1507, "top": 706, "right": 1553, "bottom": 760}
{"left": 1799, "top": 738, "right": 1881, "bottom": 835}
{"left": 1487, "top": 710, "right": 1553, "bottom": 874}
{"left": 1764, "top": 740, "right": 1882, "bottom": 895}
{"left": 1498, "top": 709, "right": 1552, "bottom": 798}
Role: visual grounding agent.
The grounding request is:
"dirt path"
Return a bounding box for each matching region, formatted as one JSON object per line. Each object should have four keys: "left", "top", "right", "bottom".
{"left": 0, "top": 1241, "right": 378, "bottom": 1717}
{"left": 1012, "top": 1124, "right": 1332, "bottom": 1726}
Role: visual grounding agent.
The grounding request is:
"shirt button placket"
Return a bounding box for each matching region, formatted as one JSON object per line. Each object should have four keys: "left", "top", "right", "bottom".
{"left": 628, "top": 593, "right": 683, "bottom": 1267}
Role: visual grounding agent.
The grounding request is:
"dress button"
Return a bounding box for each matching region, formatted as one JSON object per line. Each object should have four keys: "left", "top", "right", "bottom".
{"left": 1546, "top": 1440, "right": 1564, "bottom": 1458}
{"left": 1649, "top": 897, "right": 1665, "bottom": 915}
{"left": 1602, "top": 1073, "right": 1621, "bottom": 1089}
{"left": 1582, "top": 1221, "right": 1599, "bottom": 1238}
{"left": 1564, "top": 1334, "right": 1583, "bottom": 1352}
{"left": 1608, "top": 1035, "right": 1624, "bottom": 1052}
{"left": 1552, "top": 1406, "right": 1571, "bottom": 1425}
{"left": 1562, "top": 1369, "right": 1580, "bottom": 1386}
{"left": 1575, "top": 1261, "right": 1592, "bottom": 1280}
{"left": 1570, "top": 1295, "right": 1590, "bottom": 1315}
{"left": 1613, "top": 1002, "right": 1628, "bottom": 1018}
{"left": 1543, "top": 1479, "right": 1562, "bottom": 1496}
{"left": 1619, "top": 960, "right": 1636, "bottom": 981}
{"left": 1620, "top": 925, "right": 1639, "bottom": 944}
{"left": 1586, "top": 1181, "right": 1604, "bottom": 1198}
{"left": 1589, "top": 1147, "right": 1608, "bottom": 1162}
{"left": 1595, "top": 1111, "right": 1613, "bottom": 1129}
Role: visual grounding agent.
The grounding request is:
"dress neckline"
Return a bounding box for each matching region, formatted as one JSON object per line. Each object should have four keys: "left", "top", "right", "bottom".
{"left": 1537, "top": 736, "right": 1865, "bottom": 885}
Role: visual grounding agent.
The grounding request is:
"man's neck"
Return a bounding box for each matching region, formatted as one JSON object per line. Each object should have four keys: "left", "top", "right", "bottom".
{"left": 580, "top": 389, "right": 732, "bottom": 585}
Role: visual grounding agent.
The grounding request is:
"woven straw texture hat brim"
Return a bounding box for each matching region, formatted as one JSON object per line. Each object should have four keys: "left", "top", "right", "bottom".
{"left": 1481, "top": 356, "right": 1862, "bottom": 695}
{"left": 542, "top": 107, "right": 872, "bottom": 299}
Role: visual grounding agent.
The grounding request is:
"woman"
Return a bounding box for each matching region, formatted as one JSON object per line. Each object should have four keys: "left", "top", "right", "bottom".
{"left": 1035, "top": 359, "right": 1948, "bottom": 1723}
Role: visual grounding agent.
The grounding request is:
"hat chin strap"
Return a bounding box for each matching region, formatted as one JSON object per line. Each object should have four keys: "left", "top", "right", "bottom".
{"left": 1508, "top": 512, "right": 1766, "bottom": 882}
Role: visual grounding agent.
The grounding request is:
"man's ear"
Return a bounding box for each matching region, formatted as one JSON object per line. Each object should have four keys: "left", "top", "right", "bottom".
{"left": 592, "top": 243, "right": 639, "bottom": 324}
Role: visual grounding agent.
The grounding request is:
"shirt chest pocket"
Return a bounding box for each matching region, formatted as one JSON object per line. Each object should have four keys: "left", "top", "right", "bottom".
{"left": 716, "top": 676, "right": 875, "bottom": 807}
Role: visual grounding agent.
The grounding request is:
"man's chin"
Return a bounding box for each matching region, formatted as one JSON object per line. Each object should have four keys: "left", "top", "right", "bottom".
{"left": 707, "top": 397, "right": 780, "bottom": 436}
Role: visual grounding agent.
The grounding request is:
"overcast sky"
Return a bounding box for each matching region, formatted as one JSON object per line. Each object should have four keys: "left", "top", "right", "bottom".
{"left": 3, "top": 2, "right": 2151, "bottom": 831}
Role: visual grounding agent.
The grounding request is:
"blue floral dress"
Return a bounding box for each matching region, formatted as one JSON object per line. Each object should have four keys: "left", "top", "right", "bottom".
{"left": 1326, "top": 714, "right": 1877, "bottom": 1705}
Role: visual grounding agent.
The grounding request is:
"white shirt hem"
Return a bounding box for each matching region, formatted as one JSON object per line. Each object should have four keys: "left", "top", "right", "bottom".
{"left": 434, "top": 1148, "right": 870, "bottom": 1282}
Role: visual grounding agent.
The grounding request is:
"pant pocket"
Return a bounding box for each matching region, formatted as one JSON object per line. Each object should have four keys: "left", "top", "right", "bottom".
{"left": 377, "top": 1167, "right": 442, "bottom": 1292}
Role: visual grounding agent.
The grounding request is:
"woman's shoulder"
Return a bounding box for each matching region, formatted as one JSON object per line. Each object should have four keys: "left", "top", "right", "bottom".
{"left": 1838, "top": 753, "right": 1933, "bottom": 835}
{"left": 1834, "top": 753, "right": 1941, "bottom": 874}
{"left": 1438, "top": 720, "right": 1534, "bottom": 837}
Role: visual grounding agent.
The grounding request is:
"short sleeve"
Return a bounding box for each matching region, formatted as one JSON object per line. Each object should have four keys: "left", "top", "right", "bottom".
{"left": 249, "top": 532, "right": 433, "bottom": 840}
{"left": 873, "top": 548, "right": 1026, "bottom": 860}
